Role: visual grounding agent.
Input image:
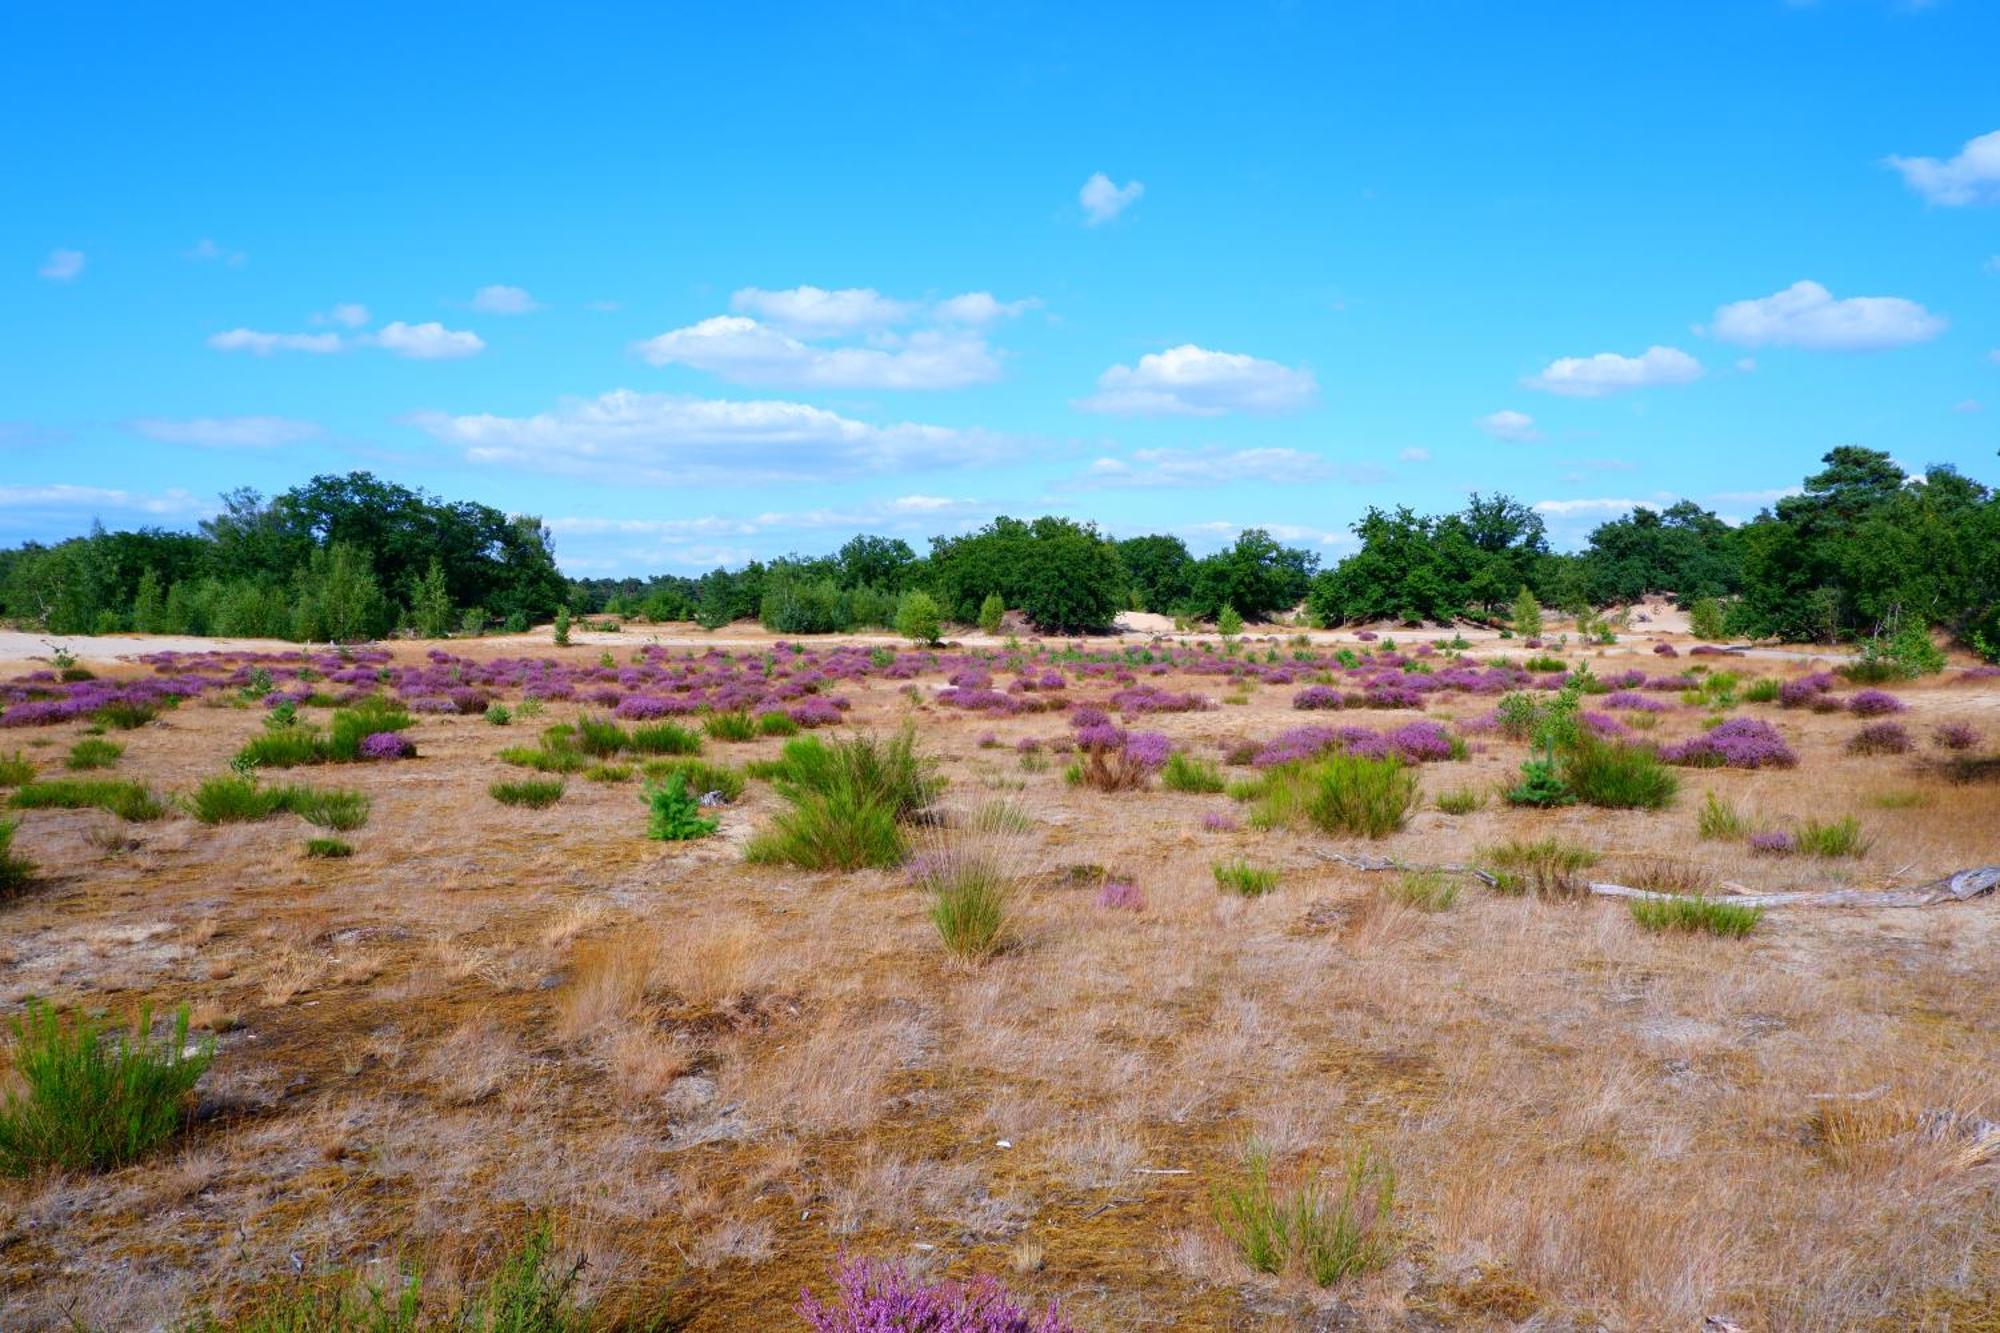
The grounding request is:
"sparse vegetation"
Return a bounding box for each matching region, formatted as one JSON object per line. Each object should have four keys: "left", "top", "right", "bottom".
{"left": 1213, "top": 859, "right": 1280, "bottom": 896}
{"left": 1629, "top": 894, "right": 1763, "bottom": 937}
{"left": 303, "top": 836, "right": 353, "bottom": 859}
{"left": 10, "top": 778, "right": 166, "bottom": 822}
{"left": 644, "top": 772, "right": 718, "bottom": 841}
{"left": 1161, "top": 751, "right": 1226, "bottom": 794}
{"left": 490, "top": 778, "right": 566, "bottom": 808}
{"left": 65, "top": 737, "right": 124, "bottom": 771}
{"left": 1305, "top": 753, "right": 1419, "bottom": 838}
{"left": 1481, "top": 837, "right": 1600, "bottom": 897}
{"left": 1382, "top": 869, "right": 1459, "bottom": 912}
{"left": 1212, "top": 1144, "right": 1397, "bottom": 1286}
{"left": 1434, "top": 786, "right": 1484, "bottom": 815}
{"left": 0, "top": 818, "right": 33, "bottom": 898}
{"left": 1795, "top": 815, "right": 1872, "bottom": 859}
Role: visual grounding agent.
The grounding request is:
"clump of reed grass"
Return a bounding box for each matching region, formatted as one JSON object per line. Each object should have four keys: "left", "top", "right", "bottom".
{"left": 490, "top": 778, "right": 565, "bottom": 809}
{"left": 1213, "top": 859, "right": 1280, "bottom": 897}
{"left": 1629, "top": 895, "right": 1763, "bottom": 938}
{"left": 1480, "top": 837, "right": 1600, "bottom": 898}
{"left": 9, "top": 778, "right": 165, "bottom": 823}
{"left": 1212, "top": 1143, "right": 1397, "bottom": 1286}
{"left": 1381, "top": 869, "right": 1459, "bottom": 912}
{"left": 64, "top": 738, "right": 124, "bottom": 771}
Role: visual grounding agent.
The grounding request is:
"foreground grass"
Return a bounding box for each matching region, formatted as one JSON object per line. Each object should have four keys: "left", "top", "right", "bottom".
{"left": 10, "top": 778, "right": 166, "bottom": 822}
{"left": 745, "top": 728, "right": 939, "bottom": 871}
{"left": 1629, "top": 895, "right": 1764, "bottom": 937}
{"left": 1213, "top": 1145, "right": 1397, "bottom": 1286}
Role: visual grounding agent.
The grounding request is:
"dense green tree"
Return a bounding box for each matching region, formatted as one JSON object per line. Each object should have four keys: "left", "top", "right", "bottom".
{"left": 1185, "top": 529, "right": 1318, "bottom": 621}
{"left": 1580, "top": 501, "right": 1740, "bottom": 605}
{"left": 1115, "top": 535, "right": 1195, "bottom": 615}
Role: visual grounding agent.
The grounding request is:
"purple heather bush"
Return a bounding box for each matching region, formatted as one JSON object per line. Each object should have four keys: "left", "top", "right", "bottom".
{"left": 357, "top": 731, "right": 415, "bottom": 761}
{"left": 1846, "top": 689, "right": 1906, "bottom": 717}
{"left": 1579, "top": 711, "right": 1631, "bottom": 739}
{"left": 1658, "top": 718, "right": 1796, "bottom": 770}
{"left": 1200, "top": 810, "right": 1240, "bottom": 832}
{"left": 1603, "top": 691, "right": 1670, "bottom": 713}
{"left": 1123, "top": 731, "right": 1172, "bottom": 771}
{"left": 1932, "top": 721, "right": 1981, "bottom": 752}
{"left": 1096, "top": 879, "right": 1145, "bottom": 910}
{"left": 1653, "top": 642, "right": 1679, "bottom": 657}
{"left": 1846, "top": 721, "right": 1913, "bottom": 756}
{"left": 1384, "top": 720, "right": 1456, "bottom": 762}
{"left": 799, "top": 1256, "right": 1075, "bottom": 1333}
{"left": 1292, "top": 685, "right": 1344, "bottom": 710}
{"left": 1778, "top": 672, "right": 1836, "bottom": 708}
{"left": 1749, "top": 830, "right": 1795, "bottom": 856}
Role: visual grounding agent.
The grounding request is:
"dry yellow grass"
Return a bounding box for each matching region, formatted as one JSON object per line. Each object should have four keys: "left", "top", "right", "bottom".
{"left": 0, "top": 626, "right": 1994, "bottom": 1329}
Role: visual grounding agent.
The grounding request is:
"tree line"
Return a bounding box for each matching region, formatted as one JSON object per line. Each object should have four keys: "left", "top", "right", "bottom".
{"left": 3, "top": 449, "right": 1994, "bottom": 656}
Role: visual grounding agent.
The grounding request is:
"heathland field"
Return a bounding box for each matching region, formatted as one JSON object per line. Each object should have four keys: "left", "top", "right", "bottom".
{"left": 1, "top": 620, "right": 1996, "bottom": 1331}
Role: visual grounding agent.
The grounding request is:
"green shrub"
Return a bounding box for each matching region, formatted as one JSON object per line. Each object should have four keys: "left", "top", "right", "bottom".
{"left": 703, "top": 711, "right": 758, "bottom": 742}
{"left": 1162, "top": 751, "right": 1226, "bottom": 794}
{"left": 1688, "top": 597, "right": 1728, "bottom": 641}
{"left": 498, "top": 738, "right": 588, "bottom": 774}
{"left": 289, "top": 788, "right": 371, "bottom": 832}
{"left": 628, "top": 722, "right": 702, "bottom": 755}
{"left": 0, "top": 752, "right": 34, "bottom": 787}
{"left": 0, "top": 1001, "right": 213, "bottom": 1175}
{"left": 745, "top": 787, "right": 903, "bottom": 870}
{"left": 1695, "top": 791, "right": 1747, "bottom": 841}
{"left": 490, "top": 779, "right": 565, "bottom": 808}
{"left": 235, "top": 726, "right": 327, "bottom": 770}
{"left": 978, "top": 591, "right": 1006, "bottom": 636}
{"left": 1742, "top": 678, "right": 1780, "bottom": 703}
{"left": 637, "top": 758, "right": 744, "bottom": 803}
{"left": 1382, "top": 869, "right": 1458, "bottom": 912}
{"left": 1795, "top": 816, "right": 1872, "bottom": 858}
{"left": 94, "top": 700, "right": 161, "bottom": 730}
{"left": 0, "top": 818, "right": 33, "bottom": 899}
{"left": 10, "top": 779, "right": 165, "bottom": 822}
{"left": 1217, "top": 605, "right": 1244, "bottom": 636}
{"left": 1434, "top": 787, "right": 1484, "bottom": 815}
{"left": 1213, "top": 1145, "right": 1396, "bottom": 1286}
{"left": 895, "top": 589, "right": 944, "bottom": 646}
{"left": 1629, "top": 895, "right": 1762, "bottom": 938}
{"left": 1480, "top": 837, "right": 1599, "bottom": 897}
{"left": 766, "top": 727, "right": 940, "bottom": 819}
{"left": 1306, "top": 754, "right": 1418, "bottom": 838}
{"left": 1213, "top": 859, "right": 1280, "bottom": 896}
{"left": 324, "top": 700, "right": 414, "bottom": 763}
{"left": 485, "top": 703, "right": 513, "bottom": 726}
{"left": 585, "top": 763, "right": 633, "bottom": 783}
{"left": 1503, "top": 758, "right": 1574, "bottom": 808}
{"left": 1560, "top": 739, "right": 1679, "bottom": 810}
{"left": 64, "top": 738, "right": 124, "bottom": 771}
{"left": 644, "top": 772, "right": 718, "bottom": 841}
{"left": 303, "top": 837, "right": 354, "bottom": 860}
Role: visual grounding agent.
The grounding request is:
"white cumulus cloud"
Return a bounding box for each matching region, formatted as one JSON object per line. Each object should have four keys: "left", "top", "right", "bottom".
{"left": 130, "top": 416, "right": 322, "bottom": 449}
{"left": 413, "top": 389, "right": 1001, "bottom": 486}
{"left": 208, "top": 328, "right": 345, "bottom": 355}
{"left": 1886, "top": 128, "right": 2000, "bottom": 207}
{"left": 370, "top": 321, "right": 485, "bottom": 359}
{"left": 1076, "top": 345, "right": 1318, "bottom": 417}
{"left": 1478, "top": 409, "right": 1540, "bottom": 442}
{"left": 1080, "top": 172, "right": 1144, "bottom": 225}
{"left": 470, "top": 284, "right": 540, "bottom": 314}
{"left": 38, "top": 249, "right": 85, "bottom": 282}
{"left": 729, "top": 286, "right": 915, "bottom": 335}
{"left": 1524, "top": 346, "right": 1702, "bottom": 397}
{"left": 933, "top": 291, "right": 1041, "bottom": 324}
{"left": 1708, "top": 280, "right": 1944, "bottom": 350}
{"left": 634, "top": 316, "right": 998, "bottom": 390}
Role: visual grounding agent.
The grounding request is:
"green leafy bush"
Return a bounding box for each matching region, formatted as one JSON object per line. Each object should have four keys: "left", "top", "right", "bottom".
{"left": 894, "top": 589, "right": 944, "bottom": 646}
{"left": 0, "top": 1001, "right": 213, "bottom": 1175}
{"left": 644, "top": 772, "right": 718, "bottom": 841}
{"left": 978, "top": 591, "right": 1006, "bottom": 635}
{"left": 10, "top": 779, "right": 165, "bottom": 822}
{"left": 490, "top": 779, "right": 565, "bottom": 808}
{"left": 1560, "top": 738, "right": 1679, "bottom": 810}
{"left": 485, "top": 703, "right": 513, "bottom": 726}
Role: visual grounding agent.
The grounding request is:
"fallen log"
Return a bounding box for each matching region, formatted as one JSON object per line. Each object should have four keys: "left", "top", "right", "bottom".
{"left": 1312, "top": 850, "right": 2000, "bottom": 911}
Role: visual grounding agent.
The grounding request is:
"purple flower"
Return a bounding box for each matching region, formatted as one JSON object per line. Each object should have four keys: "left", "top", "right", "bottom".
{"left": 1073, "top": 721, "right": 1127, "bottom": 752}
{"left": 799, "top": 1256, "right": 1076, "bottom": 1333}
{"left": 1659, "top": 718, "right": 1796, "bottom": 769}
{"left": 1932, "top": 721, "right": 1980, "bottom": 752}
{"left": 1096, "top": 879, "right": 1145, "bottom": 910}
{"left": 1603, "top": 691, "right": 1670, "bottom": 713}
{"left": 1384, "top": 720, "right": 1455, "bottom": 763}
{"left": 1749, "top": 831, "right": 1794, "bottom": 856}
{"left": 1653, "top": 642, "right": 1679, "bottom": 657}
{"left": 1123, "top": 731, "right": 1172, "bottom": 771}
{"left": 1201, "top": 811, "right": 1240, "bottom": 832}
{"left": 1778, "top": 672, "right": 1835, "bottom": 708}
{"left": 1846, "top": 690, "right": 1906, "bottom": 717}
{"left": 358, "top": 731, "right": 414, "bottom": 761}
{"left": 1846, "top": 721, "right": 1912, "bottom": 755}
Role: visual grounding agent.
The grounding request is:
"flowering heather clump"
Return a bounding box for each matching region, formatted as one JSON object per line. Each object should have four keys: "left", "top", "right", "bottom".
{"left": 1603, "top": 691, "right": 1669, "bottom": 713}
{"left": 1964, "top": 665, "right": 2000, "bottom": 681}
{"left": 1361, "top": 682, "right": 1426, "bottom": 710}
{"left": 1201, "top": 810, "right": 1240, "bottom": 832}
{"left": 1846, "top": 721, "right": 1912, "bottom": 756}
{"left": 615, "top": 694, "right": 699, "bottom": 720}
{"left": 1749, "top": 830, "right": 1795, "bottom": 856}
{"left": 1096, "top": 879, "right": 1145, "bottom": 910}
{"left": 357, "top": 731, "right": 414, "bottom": 761}
{"left": 789, "top": 697, "right": 845, "bottom": 728}
{"left": 1072, "top": 721, "right": 1127, "bottom": 752}
{"left": 1653, "top": 642, "right": 1679, "bottom": 657}
{"left": 1932, "top": 721, "right": 1980, "bottom": 752}
{"left": 1109, "top": 684, "right": 1209, "bottom": 715}
{"left": 1014, "top": 737, "right": 1042, "bottom": 754}
{"left": 1846, "top": 689, "right": 1906, "bottom": 717}
{"left": 1356, "top": 630, "right": 1378, "bottom": 642}
{"left": 1292, "top": 685, "right": 1344, "bottom": 710}
{"left": 1659, "top": 718, "right": 1796, "bottom": 769}
{"left": 1068, "top": 704, "right": 1111, "bottom": 730}
{"left": 1580, "top": 711, "right": 1630, "bottom": 739}
{"left": 799, "top": 1256, "right": 1076, "bottom": 1333}
{"left": 1384, "top": 720, "right": 1456, "bottom": 763}
{"left": 1123, "top": 731, "right": 1172, "bottom": 771}
{"left": 1778, "top": 672, "right": 1836, "bottom": 708}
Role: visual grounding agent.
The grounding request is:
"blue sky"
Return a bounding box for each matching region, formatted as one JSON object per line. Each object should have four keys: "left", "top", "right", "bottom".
{"left": 3, "top": 1, "right": 1996, "bottom": 575}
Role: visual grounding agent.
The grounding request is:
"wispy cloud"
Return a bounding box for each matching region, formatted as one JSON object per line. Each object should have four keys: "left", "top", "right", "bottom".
{"left": 1079, "top": 172, "right": 1144, "bottom": 225}
{"left": 1885, "top": 128, "right": 2000, "bottom": 206}
{"left": 0, "top": 484, "right": 209, "bottom": 517}
{"left": 183, "top": 238, "right": 247, "bottom": 267}
{"left": 130, "top": 416, "right": 322, "bottom": 449}
{"left": 1478, "top": 409, "right": 1539, "bottom": 442}
{"left": 1066, "top": 446, "right": 1376, "bottom": 489}
{"left": 37, "top": 249, "right": 85, "bottom": 282}
{"left": 469, "top": 284, "right": 540, "bottom": 314}
{"left": 1076, "top": 345, "right": 1318, "bottom": 417}
{"left": 1524, "top": 346, "right": 1702, "bottom": 397}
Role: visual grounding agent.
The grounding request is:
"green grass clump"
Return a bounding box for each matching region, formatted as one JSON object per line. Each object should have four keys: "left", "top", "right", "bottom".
{"left": 644, "top": 771, "right": 719, "bottom": 841}
{"left": 966, "top": 799, "right": 1034, "bottom": 835}
{"left": 637, "top": 757, "right": 744, "bottom": 802}
{"left": 288, "top": 788, "right": 371, "bottom": 832}
{"left": 0, "top": 1001, "right": 213, "bottom": 1176}
{"left": 1306, "top": 754, "right": 1418, "bottom": 838}
{"left": 585, "top": 763, "right": 633, "bottom": 783}
{"left": 490, "top": 779, "right": 566, "bottom": 809}
{"left": 756, "top": 711, "right": 800, "bottom": 737}
{"left": 703, "top": 711, "right": 758, "bottom": 742}
{"left": 1795, "top": 816, "right": 1872, "bottom": 859}
{"left": 927, "top": 858, "right": 1010, "bottom": 962}
{"left": 1629, "top": 895, "right": 1763, "bottom": 937}
{"left": 627, "top": 721, "right": 702, "bottom": 755}
{"left": 1213, "top": 859, "right": 1280, "bottom": 896}
{"left": 1560, "top": 738, "right": 1679, "bottom": 810}
{"left": 1381, "top": 869, "right": 1459, "bottom": 912}
{"left": 303, "top": 837, "right": 354, "bottom": 860}
{"left": 743, "top": 728, "right": 939, "bottom": 871}
{"left": 0, "top": 818, "right": 33, "bottom": 899}
{"left": 573, "top": 714, "right": 629, "bottom": 758}
{"left": 93, "top": 700, "right": 161, "bottom": 730}
{"left": 1162, "top": 751, "right": 1226, "bottom": 794}
{"left": 1742, "top": 678, "right": 1780, "bottom": 704}
{"left": 65, "top": 738, "right": 124, "bottom": 771}
{"left": 323, "top": 699, "right": 414, "bottom": 764}
{"left": 234, "top": 726, "right": 327, "bottom": 770}
{"left": 10, "top": 778, "right": 166, "bottom": 822}
{"left": 0, "top": 752, "right": 35, "bottom": 787}
{"left": 1695, "top": 791, "right": 1747, "bottom": 841}
{"left": 1480, "top": 837, "right": 1600, "bottom": 898}
{"left": 186, "top": 775, "right": 292, "bottom": 824}
{"left": 1434, "top": 786, "right": 1484, "bottom": 815}
{"left": 484, "top": 703, "right": 513, "bottom": 726}
{"left": 1213, "top": 1145, "right": 1396, "bottom": 1286}
{"left": 498, "top": 740, "right": 589, "bottom": 774}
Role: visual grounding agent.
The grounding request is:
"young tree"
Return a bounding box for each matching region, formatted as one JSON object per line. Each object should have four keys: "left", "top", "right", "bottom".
{"left": 407, "top": 557, "right": 453, "bottom": 638}
{"left": 1688, "top": 596, "right": 1727, "bottom": 641}
{"left": 895, "top": 590, "right": 944, "bottom": 646}
{"left": 977, "top": 592, "right": 1005, "bottom": 635}
{"left": 1217, "top": 604, "right": 1243, "bottom": 636}
{"left": 130, "top": 568, "right": 166, "bottom": 634}
{"left": 1511, "top": 586, "right": 1543, "bottom": 640}
{"left": 553, "top": 605, "right": 572, "bottom": 647}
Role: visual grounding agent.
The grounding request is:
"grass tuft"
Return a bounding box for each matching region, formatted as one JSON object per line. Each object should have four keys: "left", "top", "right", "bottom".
{"left": 490, "top": 778, "right": 566, "bottom": 809}
{"left": 1213, "top": 1144, "right": 1397, "bottom": 1286}
{"left": 1695, "top": 790, "right": 1747, "bottom": 841}
{"left": 0, "top": 752, "right": 35, "bottom": 787}
{"left": 1213, "top": 859, "right": 1281, "bottom": 896}
{"left": 1561, "top": 738, "right": 1679, "bottom": 810}
{"left": 303, "top": 837, "right": 354, "bottom": 859}
{"left": 703, "top": 711, "right": 758, "bottom": 742}
{"left": 10, "top": 778, "right": 166, "bottom": 823}
{"left": 1381, "top": 869, "right": 1459, "bottom": 912}
{"left": 1629, "top": 895, "right": 1763, "bottom": 937}
{"left": 1307, "top": 754, "right": 1418, "bottom": 838}
{"left": 627, "top": 721, "right": 702, "bottom": 755}
{"left": 1162, "top": 751, "right": 1227, "bottom": 794}
{"left": 65, "top": 737, "right": 124, "bottom": 771}
{"left": 1434, "top": 786, "right": 1484, "bottom": 815}
{"left": 1480, "top": 837, "right": 1600, "bottom": 898}
{"left": 0, "top": 818, "right": 33, "bottom": 898}
{"left": 1795, "top": 816, "right": 1872, "bottom": 859}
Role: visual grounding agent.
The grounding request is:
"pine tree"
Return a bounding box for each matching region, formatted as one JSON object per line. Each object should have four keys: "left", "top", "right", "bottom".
{"left": 1511, "top": 586, "right": 1543, "bottom": 640}
{"left": 977, "top": 591, "right": 1006, "bottom": 636}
